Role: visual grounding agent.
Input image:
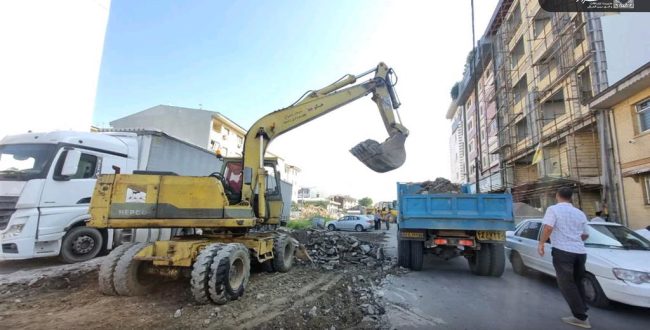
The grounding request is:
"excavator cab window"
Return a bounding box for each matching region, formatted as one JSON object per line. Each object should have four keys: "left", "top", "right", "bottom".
{"left": 222, "top": 161, "right": 243, "bottom": 203}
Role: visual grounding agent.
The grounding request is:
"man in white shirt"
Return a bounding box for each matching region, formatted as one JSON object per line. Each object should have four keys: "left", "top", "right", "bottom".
{"left": 539, "top": 187, "right": 591, "bottom": 329}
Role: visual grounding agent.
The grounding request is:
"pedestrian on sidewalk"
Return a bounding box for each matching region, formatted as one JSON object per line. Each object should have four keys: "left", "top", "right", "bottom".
{"left": 538, "top": 187, "right": 591, "bottom": 329}
{"left": 383, "top": 213, "right": 390, "bottom": 230}
{"left": 374, "top": 212, "right": 381, "bottom": 230}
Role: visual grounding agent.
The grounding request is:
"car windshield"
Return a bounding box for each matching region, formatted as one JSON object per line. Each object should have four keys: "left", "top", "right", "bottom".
{"left": 0, "top": 144, "right": 57, "bottom": 181}
{"left": 585, "top": 225, "right": 650, "bottom": 251}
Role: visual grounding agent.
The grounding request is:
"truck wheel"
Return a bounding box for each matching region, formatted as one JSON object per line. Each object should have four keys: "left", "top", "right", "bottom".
{"left": 488, "top": 243, "right": 505, "bottom": 277}
{"left": 98, "top": 243, "right": 135, "bottom": 295}
{"left": 582, "top": 273, "right": 610, "bottom": 308}
{"left": 60, "top": 226, "right": 104, "bottom": 263}
{"left": 510, "top": 251, "right": 528, "bottom": 275}
{"left": 468, "top": 245, "right": 491, "bottom": 276}
{"left": 191, "top": 243, "right": 224, "bottom": 304}
{"left": 113, "top": 243, "right": 156, "bottom": 296}
{"left": 272, "top": 234, "right": 295, "bottom": 273}
{"left": 410, "top": 241, "right": 424, "bottom": 271}
{"left": 209, "top": 243, "right": 251, "bottom": 304}
{"left": 397, "top": 239, "right": 411, "bottom": 268}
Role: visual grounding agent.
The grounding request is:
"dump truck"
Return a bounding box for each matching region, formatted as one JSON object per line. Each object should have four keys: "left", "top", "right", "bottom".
{"left": 0, "top": 129, "right": 223, "bottom": 262}
{"left": 88, "top": 62, "right": 409, "bottom": 304}
{"left": 396, "top": 182, "right": 515, "bottom": 276}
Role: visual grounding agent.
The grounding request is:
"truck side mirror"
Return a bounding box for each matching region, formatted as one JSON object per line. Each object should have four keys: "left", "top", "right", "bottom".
{"left": 60, "top": 149, "right": 81, "bottom": 176}
{"left": 243, "top": 167, "right": 252, "bottom": 185}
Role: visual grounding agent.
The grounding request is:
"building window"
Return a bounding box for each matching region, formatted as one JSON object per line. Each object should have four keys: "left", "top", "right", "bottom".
{"left": 237, "top": 135, "right": 243, "bottom": 147}
{"left": 469, "top": 140, "right": 475, "bottom": 153}
{"left": 222, "top": 147, "right": 228, "bottom": 156}
{"left": 578, "top": 69, "right": 593, "bottom": 105}
{"left": 510, "top": 37, "right": 525, "bottom": 70}
{"left": 516, "top": 117, "right": 529, "bottom": 142}
{"left": 637, "top": 99, "right": 650, "bottom": 133}
{"left": 224, "top": 127, "right": 230, "bottom": 136}
{"left": 644, "top": 176, "right": 650, "bottom": 205}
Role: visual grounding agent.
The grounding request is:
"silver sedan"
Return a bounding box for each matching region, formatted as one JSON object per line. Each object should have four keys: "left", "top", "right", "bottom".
{"left": 326, "top": 215, "right": 374, "bottom": 232}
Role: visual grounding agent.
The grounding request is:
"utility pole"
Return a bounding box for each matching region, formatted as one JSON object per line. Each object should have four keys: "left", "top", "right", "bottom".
{"left": 471, "top": 0, "right": 482, "bottom": 193}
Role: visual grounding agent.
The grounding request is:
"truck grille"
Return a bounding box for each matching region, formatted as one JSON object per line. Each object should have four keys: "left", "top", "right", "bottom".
{"left": 0, "top": 196, "right": 19, "bottom": 231}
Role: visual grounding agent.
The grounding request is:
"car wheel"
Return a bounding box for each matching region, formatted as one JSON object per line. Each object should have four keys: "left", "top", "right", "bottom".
{"left": 355, "top": 225, "right": 363, "bottom": 232}
{"left": 327, "top": 224, "right": 335, "bottom": 231}
{"left": 510, "top": 251, "right": 528, "bottom": 276}
{"left": 582, "top": 273, "right": 610, "bottom": 308}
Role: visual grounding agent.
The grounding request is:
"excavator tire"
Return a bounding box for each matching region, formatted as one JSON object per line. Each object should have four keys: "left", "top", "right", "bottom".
{"left": 190, "top": 243, "right": 225, "bottom": 304}
{"left": 98, "top": 243, "right": 135, "bottom": 296}
{"left": 208, "top": 243, "right": 251, "bottom": 304}
{"left": 113, "top": 243, "right": 156, "bottom": 296}
{"left": 272, "top": 234, "right": 295, "bottom": 273}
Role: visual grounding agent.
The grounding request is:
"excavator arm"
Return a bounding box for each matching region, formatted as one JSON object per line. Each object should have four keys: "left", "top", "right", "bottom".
{"left": 240, "top": 62, "right": 409, "bottom": 213}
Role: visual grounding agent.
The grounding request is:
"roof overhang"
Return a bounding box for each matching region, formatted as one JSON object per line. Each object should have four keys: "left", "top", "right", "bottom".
{"left": 590, "top": 61, "right": 650, "bottom": 109}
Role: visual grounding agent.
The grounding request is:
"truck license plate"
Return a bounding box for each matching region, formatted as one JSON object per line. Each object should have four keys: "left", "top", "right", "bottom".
{"left": 476, "top": 231, "right": 505, "bottom": 241}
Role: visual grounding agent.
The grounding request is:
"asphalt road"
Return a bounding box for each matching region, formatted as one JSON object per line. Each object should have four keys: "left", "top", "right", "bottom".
{"left": 381, "top": 226, "right": 650, "bottom": 330}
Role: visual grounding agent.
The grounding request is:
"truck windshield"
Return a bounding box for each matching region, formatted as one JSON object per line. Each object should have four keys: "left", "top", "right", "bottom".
{"left": 0, "top": 144, "right": 57, "bottom": 181}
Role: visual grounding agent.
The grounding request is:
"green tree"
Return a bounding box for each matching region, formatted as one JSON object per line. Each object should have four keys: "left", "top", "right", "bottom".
{"left": 358, "top": 197, "right": 373, "bottom": 207}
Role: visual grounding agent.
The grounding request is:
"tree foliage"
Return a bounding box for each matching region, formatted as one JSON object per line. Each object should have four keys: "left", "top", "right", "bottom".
{"left": 358, "top": 197, "right": 373, "bottom": 207}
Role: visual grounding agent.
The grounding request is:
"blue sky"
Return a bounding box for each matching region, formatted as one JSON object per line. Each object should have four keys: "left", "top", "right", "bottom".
{"left": 93, "top": 0, "right": 501, "bottom": 201}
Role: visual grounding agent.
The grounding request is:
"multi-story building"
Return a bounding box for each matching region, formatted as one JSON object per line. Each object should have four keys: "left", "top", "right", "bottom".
{"left": 110, "top": 105, "right": 300, "bottom": 189}
{"left": 447, "top": 1, "right": 650, "bottom": 217}
{"left": 448, "top": 37, "right": 502, "bottom": 192}
{"left": 330, "top": 195, "right": 358, "bottom": 211}
{"left": 591, "top": 62, "right": 650, "bottom": 229}
{"left": 446, "top": 100, "right": 468, "bottom": 183}
{"left": 110, "top": 105, "right": 246, "bottom": 156}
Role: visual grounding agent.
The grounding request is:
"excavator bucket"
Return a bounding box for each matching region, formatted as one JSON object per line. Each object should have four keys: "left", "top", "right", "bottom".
{"left": 350, "top": 132, "right": 407, "bottom": 173}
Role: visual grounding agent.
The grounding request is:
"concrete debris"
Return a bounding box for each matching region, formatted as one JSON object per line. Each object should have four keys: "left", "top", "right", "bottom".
{"left": 288, "top": 230, "right": 388, "bottom": 270}
{"left": 173, "top": 309, "right": 182, "bottom": 318}
{"left": 417, "top": 177, "right": 461, "bottom": 194}
{"left": 308, "top": 306, "right": 318, "bottom": 317}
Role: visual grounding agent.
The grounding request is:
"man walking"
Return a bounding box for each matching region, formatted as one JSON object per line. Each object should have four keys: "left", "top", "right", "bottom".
{"left": 538, "top": 187, "right": 591, "bottom": 328}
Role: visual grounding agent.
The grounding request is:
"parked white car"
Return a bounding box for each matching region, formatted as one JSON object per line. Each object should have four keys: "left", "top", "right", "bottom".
{"left": 326, "top": 215, "right": 374, "bottom": 232}
{"left": 505, "top": 219, "right": 650, "bottom": 308}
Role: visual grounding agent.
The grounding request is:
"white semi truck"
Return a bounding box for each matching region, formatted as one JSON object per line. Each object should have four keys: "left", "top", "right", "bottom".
{"left": 0, "top": 130, "right": 223, "bottom": 262}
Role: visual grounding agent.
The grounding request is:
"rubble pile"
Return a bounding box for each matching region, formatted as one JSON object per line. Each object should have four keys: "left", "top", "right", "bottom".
{"left": 298, "top": 205, "right": 329, "bottom": 219}
{"left": 294, "top": 230, "right": 386, "bottom": 270}
{"left": 417, "top": 177, "right": 461, "bottom": 194}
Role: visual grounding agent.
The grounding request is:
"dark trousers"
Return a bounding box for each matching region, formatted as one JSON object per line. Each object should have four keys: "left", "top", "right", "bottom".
{"left": 374, "top": 220, "right": 380, "bottom": 230}
{"left": 552, "top": 247, "right": 588, "bottom": 321}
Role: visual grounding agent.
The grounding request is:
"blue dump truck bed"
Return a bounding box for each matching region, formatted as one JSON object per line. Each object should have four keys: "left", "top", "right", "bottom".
{"left": 397, "top": 183, "right": 514, "bottom": 231}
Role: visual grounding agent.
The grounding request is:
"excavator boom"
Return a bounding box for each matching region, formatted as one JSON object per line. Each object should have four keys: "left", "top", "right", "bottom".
{"left": 240, "top": 62, "right": 409, "bottom": 209}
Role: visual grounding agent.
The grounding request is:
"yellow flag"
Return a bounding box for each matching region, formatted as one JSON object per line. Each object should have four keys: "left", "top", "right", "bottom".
{"left": 531, "top": 144, "right": 542, "bottom": 165}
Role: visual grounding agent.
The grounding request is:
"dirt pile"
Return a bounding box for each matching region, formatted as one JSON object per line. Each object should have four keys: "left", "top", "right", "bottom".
{"left": 417, "top": 177, "right": 461, "bottom": 194}
{"left": 0, "top": 233, "right": 395, "bottom": 330}
{"left": 290, "top": 230, "right": 387, "bottom": 270}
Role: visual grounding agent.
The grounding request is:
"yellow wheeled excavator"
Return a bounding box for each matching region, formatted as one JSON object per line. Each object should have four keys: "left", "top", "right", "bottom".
{"left": 88, "top": 62, "right": 409, "bottom": 304}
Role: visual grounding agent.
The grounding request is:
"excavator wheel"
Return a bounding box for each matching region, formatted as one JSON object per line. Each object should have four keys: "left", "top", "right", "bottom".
{"left": 113, "top": 243, "right": 157, "bottom": 296}
{"left": 190, "top": 243, "right": 225, "bottom": 304}
{"left": 272, "top": 234, "right": 295, "bottom": 273}
{"left": 208, "top": 243, "right": 251, "bottom": 304}
{"left": 98, "top": 243, "right": 135, "bottom": 296}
